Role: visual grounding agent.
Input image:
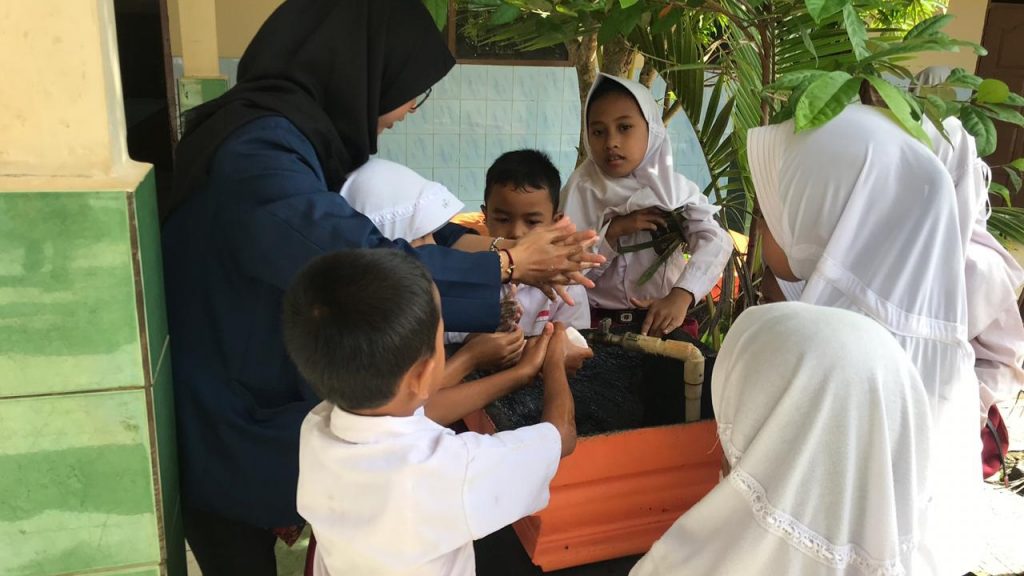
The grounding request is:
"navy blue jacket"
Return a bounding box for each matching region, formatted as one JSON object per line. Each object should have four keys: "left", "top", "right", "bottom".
{"left": 162, "top": 116, "right": 500, "bottom": 527}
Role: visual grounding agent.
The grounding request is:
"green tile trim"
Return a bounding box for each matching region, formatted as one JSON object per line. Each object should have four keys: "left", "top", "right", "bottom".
{"left": 130, "top": 169, "right": 167, "bottom": 382}
{"left": 178, "top": 76, "right": 228, "bottom": 113}
{"left": 0, "top": 390, "right": 160, "bottom": 575}
{"left": 150, "top": 337, "right": 185, "bottom": 575}
{"left": 0, "top": 191, "right": 144, "bottom": 398}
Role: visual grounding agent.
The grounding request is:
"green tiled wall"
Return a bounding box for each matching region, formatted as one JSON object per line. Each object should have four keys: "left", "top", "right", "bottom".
{"left": 0, "top": 192, "right": 143, "bottom": 398}
{"left": 0, "top": 170, "right": 184, "bottom": 575}
{"left": 177, "top": 76, "right": 228, "bottom": 114}
{"left": 0, "top": 390, "right": 159, "bottom": 575}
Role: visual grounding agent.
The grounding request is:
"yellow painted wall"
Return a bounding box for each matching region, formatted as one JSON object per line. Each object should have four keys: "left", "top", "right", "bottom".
{"left": 168, "top": 0, "right": 284, "bottom": 59}
{"left": 0, "top": 0, "right": 152, "bottom": 186}
{"left": 908, "top": 0, "right": 989, "bottom": 73}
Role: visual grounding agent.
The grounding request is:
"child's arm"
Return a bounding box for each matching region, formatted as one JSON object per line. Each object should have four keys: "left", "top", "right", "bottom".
{"left": 541, "top": 323, "right": 578, "bottom": 458}
{"left": 425, "top": 329, "right": 552, "bottom": 426}
{"left": 674, "top": 192, "right": 733, "bottom": 303}
{"left": 441, "top": 329, "right": 525, "bottom": 389}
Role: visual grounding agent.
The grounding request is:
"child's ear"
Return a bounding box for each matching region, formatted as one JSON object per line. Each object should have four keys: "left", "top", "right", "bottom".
{"left": 553, "top": 212, "right": 564, "bottom": 222}
{"left": 406, "top": 355, "right": 437, "bottom": 401}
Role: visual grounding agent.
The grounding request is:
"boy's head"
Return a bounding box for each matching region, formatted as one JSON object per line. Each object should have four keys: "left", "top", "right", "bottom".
{"left": 283, "top": 249, "right": 445, "bottom": 413}
{"left": 482, "top": 149, "right": 561, "bottom": 239}
{"left": 586, "top": 78, "right": 650, "bottom": 179}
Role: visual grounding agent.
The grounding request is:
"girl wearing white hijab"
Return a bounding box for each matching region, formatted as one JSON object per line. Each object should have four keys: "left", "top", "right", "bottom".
{"left": 631, "top": 302, "right": 933, "bottom": 576}
{"left": 924, "top": 118, "right": 1024, "bottom": 430}
{"left": 748, "top": 104, "right": 980, "bottom": 573}
{"left": 560, "top": 74, "right": 732, "bottom": 337}
{"left": 340, "top": 158, "right": 465, "bottom": 246}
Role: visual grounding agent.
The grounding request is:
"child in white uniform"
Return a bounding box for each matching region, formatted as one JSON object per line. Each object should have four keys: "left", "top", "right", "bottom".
{"left": 561, "top": 74, "right": 732, "bottom": 338}
{"left": 286, "top": 249, "right": 578, "bottom": 576}
{"left": 340, "top": 158, "right": 557, "bottom": 424}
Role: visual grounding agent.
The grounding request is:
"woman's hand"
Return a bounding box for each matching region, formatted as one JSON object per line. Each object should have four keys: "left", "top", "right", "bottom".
{"left": 462, "top": 328, "right": 525, "bottom": 371}
{"left": 606, "top": 208, "right": 668, "bottom": 247}
{"left": 631, "top": 288, "right": 694, "bottom": 337}
{"left": 506, "top": 218, "right": 605, "bottom": 304}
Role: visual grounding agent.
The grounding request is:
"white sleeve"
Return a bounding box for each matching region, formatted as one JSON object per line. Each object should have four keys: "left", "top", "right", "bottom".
{"left": 973, "top": 307, "right": 1024, "bottom": 423}
{"left": 457, "top": 423, "right": 562, "bottom": 539}
{"left": 551, "top": 285, "right": 591, "bottom": 330}
{"left": 445, "top": 332, "right": 468, "bottom": 345}
{"left": 674, "top": 194, "right": 733, "bottom": 301}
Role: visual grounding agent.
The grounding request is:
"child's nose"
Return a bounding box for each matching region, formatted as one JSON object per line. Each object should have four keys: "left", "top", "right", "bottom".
{"left": 511, "top": 222, "right": 528, "bottom": 240}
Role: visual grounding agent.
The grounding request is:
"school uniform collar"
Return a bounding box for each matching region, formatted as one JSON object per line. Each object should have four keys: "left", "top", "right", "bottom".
{"left": 328, "top": 405, "right": 445, "bottom": 444}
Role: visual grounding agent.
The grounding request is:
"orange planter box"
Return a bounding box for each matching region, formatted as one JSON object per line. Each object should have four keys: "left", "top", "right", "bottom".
{"left": 464, "top": 410, "right": 722, "bottom": 572}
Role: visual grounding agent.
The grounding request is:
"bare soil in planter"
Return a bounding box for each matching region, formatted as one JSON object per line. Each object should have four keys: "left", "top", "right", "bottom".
{"left": 457, "top": 329, "right": 716, "bottom": 437}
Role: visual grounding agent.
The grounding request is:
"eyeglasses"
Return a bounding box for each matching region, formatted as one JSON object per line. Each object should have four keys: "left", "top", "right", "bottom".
{"left": 412, "top": 88, "right": 432, "bottom": 111}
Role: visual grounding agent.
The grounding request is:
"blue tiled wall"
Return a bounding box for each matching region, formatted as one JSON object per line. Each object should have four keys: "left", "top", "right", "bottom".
{"left": 175, "top": 59, "right": 713, "bottom": 211}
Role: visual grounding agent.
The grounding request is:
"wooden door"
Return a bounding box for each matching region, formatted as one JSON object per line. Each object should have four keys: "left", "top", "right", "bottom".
{"left": 976, "top": 2, "right": 1024, "bottom": 204}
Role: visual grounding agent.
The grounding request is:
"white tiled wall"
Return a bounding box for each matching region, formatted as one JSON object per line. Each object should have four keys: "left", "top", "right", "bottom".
{"left": 378, "top": 64, "right": 712, "bottom": 209}
{"left": 175, "top": 59, "right": 714, "bottom": 210}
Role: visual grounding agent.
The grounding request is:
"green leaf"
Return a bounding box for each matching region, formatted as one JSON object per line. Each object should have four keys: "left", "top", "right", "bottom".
{"left": 619, "top": 0, "right": 639, "bottom": 7}
{"left": 946, "top": 68, "right": 983, "bottom": 89}
{"left": 976, "top": 78, "right": 1011, "bottom": 104}
{"left": 554, "top": 4, "right": 578, "bottom": 16}
{"left": 1012, "top": 158, "right": 1024, "bottom": 171}
{"left": 842, "top": 5, "right": 869, "bottom": 61}
{"left": 1007, "top": 167, "right": 1023, "bottom": 193}
{"left": 989, "top": 207, "right": 1024, "bottom": 242}
{"left": 795, "top": 72, "right": 861, "bottom": 131}
{"left": 960, "top": 106, "right": 998, "bottom": 156}
{"left": 991, "top": 182, "right": 1013, "bottom": 206}
{"left": 490, "top": 4, "right": 520, "bottom": 25}
{"left": 768, "top": 70, "right": 828, "bottom": 92}
{"left": 980, "top": 104, "right": 1024, "bottom": 128}
{"left": 1007, "top": 93, "right": 1024, "bottom": 107}
{"left": 800, "top": 26, "right": 818, "bottom": 63}
{"left": 421, "top": 0, "right": 448, "bottom": 30}
{"left": 904, "top": 14, "right": 954, "bottom": 40}
{"left": 805, "top": 0, "right": 848, "bottom": 22}
{"left": 865, "top": 75, "right": 932, "bottom": 147}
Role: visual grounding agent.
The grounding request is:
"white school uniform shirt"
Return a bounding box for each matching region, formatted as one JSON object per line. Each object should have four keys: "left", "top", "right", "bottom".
{"left": 340, "top": 158, "right": 463, "bottom": 242}
{"left": 748, "top": 104, "right": 981, "bottom": 573}
{"left": 560, "top": 73, "right": 732, "bottom": 309}
{"left": 298, "top": 403, "right": 561, "bottom": 576}
{"left": 924, "top": 117, "right": 1024, "bottom": 426}
{"left": 446, "top": 283, "right": 590, "bottom": 343}
{"left": 632, "top": 302, "right": 934, "bottom": 576}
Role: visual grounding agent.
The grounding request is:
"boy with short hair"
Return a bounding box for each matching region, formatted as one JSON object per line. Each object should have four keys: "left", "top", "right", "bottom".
{"left": 285, "top": 249, "right": 577, "bottom": 576}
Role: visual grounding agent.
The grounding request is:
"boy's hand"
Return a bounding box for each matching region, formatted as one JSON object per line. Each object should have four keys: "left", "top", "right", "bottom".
{"left": 543, "top": 323, "right": 571, "bottom": 373}
{"left": 563, "top": 340, "right": 594, "bottom": 377}
{"left": 631, "top": 288, "right": 693, "bottom": 336}
{"left": 606, "top": 208, "right": 668, "bottom": 247}
{"left": 463, "top": 328, "right": 525, "bottom": 370}
{"left": 514, "top": 324, "right": 554, "bottom": 383}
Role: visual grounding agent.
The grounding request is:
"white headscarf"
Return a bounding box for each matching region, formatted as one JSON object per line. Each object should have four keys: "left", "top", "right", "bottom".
{"left": 631, "top": 302, "right": 933, "bottom": 576}
{"left": 559, "top": 73, "right": 704, "bottom": 231}
{"left": 924, "top": 117, "right": 1024, "bottom": 338}
{"left": 340, "top": 158, "right": 463, "bottom": 242}
{"left": 926, "top": 117, "right": 1024, "bottom": 421}
{"left": 748, "top": 104, "right": 980, "bottom": 572}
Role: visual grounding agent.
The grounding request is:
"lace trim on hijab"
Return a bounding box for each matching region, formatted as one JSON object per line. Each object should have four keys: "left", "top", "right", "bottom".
{"left": 716, "top": 424, "right": 744, "bottom": 464}
{"left": 728, "top": 468, "right": 915, "bottom": 576}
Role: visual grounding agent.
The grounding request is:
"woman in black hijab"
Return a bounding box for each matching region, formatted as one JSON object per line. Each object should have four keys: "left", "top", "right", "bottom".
{"left": 161, "top": 0, "right": 598, "bottom": 572}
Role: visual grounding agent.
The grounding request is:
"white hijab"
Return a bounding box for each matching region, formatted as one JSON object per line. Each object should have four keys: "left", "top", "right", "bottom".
{"left": 631, "top": 302, "right": 933, "bottom": 576}
{"left": 924, "top": 117, "right": 1024, "bottom": 338}
{"left": 748, "top": 104, "right": 980, "bottom": 572}
{"left": 559, "top": 73, "right": 703, "bottom": 232}
{"left": 340, "top": 158, "right": 463, "bottom": 242}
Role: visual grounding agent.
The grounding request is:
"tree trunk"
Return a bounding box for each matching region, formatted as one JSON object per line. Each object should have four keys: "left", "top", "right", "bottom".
{"left": 600, "top": 36, "right": 634, "bottom": 78}
{"left": 568, "top": 34, "right": 598, "bottom": 167}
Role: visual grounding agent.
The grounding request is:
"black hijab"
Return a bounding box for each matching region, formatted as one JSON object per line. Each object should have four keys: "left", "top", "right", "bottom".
{"left": 165, "top": 0, "right": 454, "bottom": 219}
